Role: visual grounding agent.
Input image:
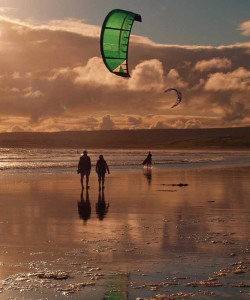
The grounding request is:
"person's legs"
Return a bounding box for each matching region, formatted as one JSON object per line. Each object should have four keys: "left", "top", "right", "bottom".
{"left": 86, "top": 174, "right": 90, "bottom": 188}
{"left": 98, "top": 173, "right": 101, "bottom": 189}
{"left": 80, "top": 173, "right": 84, "bottom": 189}
{"left": 101, "top": 173, "right": 105, "bottom": 188}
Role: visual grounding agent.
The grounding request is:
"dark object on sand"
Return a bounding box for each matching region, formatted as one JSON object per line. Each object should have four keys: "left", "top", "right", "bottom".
{"left": 173, "top": 183, "right": 188, "bottom": 187}
{"left": 37, "top": 271, "right": 69, "bottom": 280}
{"left": 158, "top": 189, "right": 177, "bottom": 192}
{"left": 161, "top": 183, "right": 188, "bottom": 187}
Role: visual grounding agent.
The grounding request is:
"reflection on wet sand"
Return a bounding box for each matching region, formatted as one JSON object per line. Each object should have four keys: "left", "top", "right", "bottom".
{"left": 96, "top": 189, "right": 109, "bottom": 221}
{"left": 0, "top": 168, "right": 249, "bottom": 254}
{"left": 143, "top": 168, "right": 152, "bottom": 187}
{"left": 77, "top": 190, "right": 91, "bottom": 224}
{"left": 103, "top": 273, "right": 129, "bottom": 300}
{"left": 0, "top": 167, "right": 249, "bottom": 299}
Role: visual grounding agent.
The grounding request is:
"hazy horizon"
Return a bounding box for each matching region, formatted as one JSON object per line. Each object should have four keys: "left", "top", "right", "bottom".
{"left": 2, "top": 125, "right": 250, "bottom": 134}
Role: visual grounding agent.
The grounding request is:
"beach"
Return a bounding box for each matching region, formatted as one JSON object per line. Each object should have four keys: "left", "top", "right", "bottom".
{"left": 0, "top": 150, "right": 250, "bottom": 299}
{"left": 1, "top": 1, "right": 250, "bottom": 298}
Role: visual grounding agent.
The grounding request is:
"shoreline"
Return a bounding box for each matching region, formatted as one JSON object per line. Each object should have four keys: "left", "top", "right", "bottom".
{"left": 1, "top": 148, "right": 250, "bottom": 174}
{"left": 1, "top": 158, "right": 250, "bottom": 175}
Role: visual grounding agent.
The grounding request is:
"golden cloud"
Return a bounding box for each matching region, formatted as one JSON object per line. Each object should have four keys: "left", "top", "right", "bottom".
{"left": 204, "top": 68, "right": 250, "bottom": 91}
{"left": 194, "top": 57, "right": 232, "bottom": 72}
{"left": 239, "top": 20, "right": 250, "bottom": 36}
{"left": 129, "top": 59, "right": 164, "bottom": 91}
{"left": 0, "top": 16, "right": 250, "bottom": 131}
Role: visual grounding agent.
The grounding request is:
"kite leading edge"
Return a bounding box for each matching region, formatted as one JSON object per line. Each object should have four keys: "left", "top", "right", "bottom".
{"left": 165, "top": 88, "right": 182, "bottom": 108}
{"left": 100, "top": 9, "right": 142, "bottom": 77}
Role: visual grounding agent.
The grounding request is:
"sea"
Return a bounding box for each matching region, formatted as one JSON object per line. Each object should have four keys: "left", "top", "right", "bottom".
{"left": 0, "top": 148, "right": 250, "bottom": 173}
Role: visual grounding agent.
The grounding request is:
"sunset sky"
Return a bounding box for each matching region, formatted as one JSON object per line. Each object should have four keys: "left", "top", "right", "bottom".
{"left": 0, "top": 0, "right": 250, "bottom": 132}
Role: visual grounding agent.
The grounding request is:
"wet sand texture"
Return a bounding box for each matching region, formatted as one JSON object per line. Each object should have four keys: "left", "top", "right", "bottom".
{"left": 0, "top": 167, "right": 249, "bottom": 299}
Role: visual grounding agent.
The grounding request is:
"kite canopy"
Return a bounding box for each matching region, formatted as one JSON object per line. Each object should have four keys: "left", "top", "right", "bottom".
{"left": 164, "top": 88, "right": 183, "bottom": 108}
{"left": 100, "top": 9, "right": 142, "bottom": 77}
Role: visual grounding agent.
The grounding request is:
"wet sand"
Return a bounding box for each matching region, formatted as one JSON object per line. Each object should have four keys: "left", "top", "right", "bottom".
{"left": 0, "top": 166, "right": 249, "bottom": 299}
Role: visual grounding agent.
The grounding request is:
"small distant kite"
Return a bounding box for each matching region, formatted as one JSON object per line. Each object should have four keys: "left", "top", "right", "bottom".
{"left": 100, "top": 9, "right": 142, "bottom": 77}
{"left": 164, "top": 88, "right": 182, "bottom": 108}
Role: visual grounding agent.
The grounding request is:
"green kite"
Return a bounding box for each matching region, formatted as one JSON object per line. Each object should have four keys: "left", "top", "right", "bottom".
{"left": 100, "top": 9, "right": 142, "bottom": 77}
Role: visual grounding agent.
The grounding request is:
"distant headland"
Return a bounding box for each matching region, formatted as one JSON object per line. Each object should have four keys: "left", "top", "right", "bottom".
{"left": 0, "top": 127, "right": 249, "bottom": 149}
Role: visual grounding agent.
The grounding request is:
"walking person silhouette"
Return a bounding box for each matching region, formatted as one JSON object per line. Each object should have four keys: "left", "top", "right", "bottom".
{"left": 95, "top": 155, "right": 110, "bottom": 189}
{"left": 77, "top": 150, "right": 91, "bottom": 190}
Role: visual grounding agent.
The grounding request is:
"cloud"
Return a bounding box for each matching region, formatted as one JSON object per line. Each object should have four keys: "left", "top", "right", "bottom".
{"left": 184, "top": 119, "right": 202, "bottom": 129}
{"left": 11, "top": 125, "right": 24, "bottom": 132}
{"left": 0, "top": 16, "right": 250, "bottom": 131}
{"left": 73, "top": 57, "right": 124, "bottom": 87}
{"left": 222, "top": 97, "right": 249, "bottom": 123}
{"left": 151, "top": 120, "right": 171, "bottom": 129}
{"left": 239, "top": 20, "right": 250, "bottom": 36}
{"left": 46, "top": 19, "right": 100, "bottom": 37}
{"left": 129, "top": 59, "right": 164, "bottom": 91}
{"left": 24, "top": 87, "right": 44, "bottom": 98}
{"left": 204, "top": 68, "right": 250, "bottom": 91}
{"left": 84, "top": 116, "right": 99, "bottom": 129}
{"left": 194, "top": 57, "right": 232, "bottom": 72}
{"left": 0, "top": 7, "right": 16, "bottom": 14}
{"left": 128, "top": 116, "right": 143, "bottom": 125}
{"left": 152, "top": 118, "right": 202, "bottom": 129}
{"left": 99, "top": 115, "right": 116, "bottom": 130}
{"left": 165, "top": 69, "right": 188, "bottom": 89}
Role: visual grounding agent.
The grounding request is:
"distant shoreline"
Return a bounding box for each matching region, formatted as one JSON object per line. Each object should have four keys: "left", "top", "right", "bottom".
{"left": 0, "top": 127, "right": 249, "bottom": 150}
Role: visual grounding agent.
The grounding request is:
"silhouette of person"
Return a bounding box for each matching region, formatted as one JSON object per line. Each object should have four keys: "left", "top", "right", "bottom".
{"left": 77, "top": 190, "right": 91, "bottom": 224}
{"left": 77, "top": 150, "right": 91, "bottom": 190}
{"left": 96, "top": 189, "right": 109, "bottom": 221}
{"left": 142, "top": 151, "right": 152, "bottom": 169}
{"left": 95, "top": 155, "right": 110, "bottom": 189}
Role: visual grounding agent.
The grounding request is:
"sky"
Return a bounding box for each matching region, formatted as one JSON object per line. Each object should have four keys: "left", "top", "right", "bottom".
{"left": 0, "top": 0, "right": 250, "bottom": 131}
